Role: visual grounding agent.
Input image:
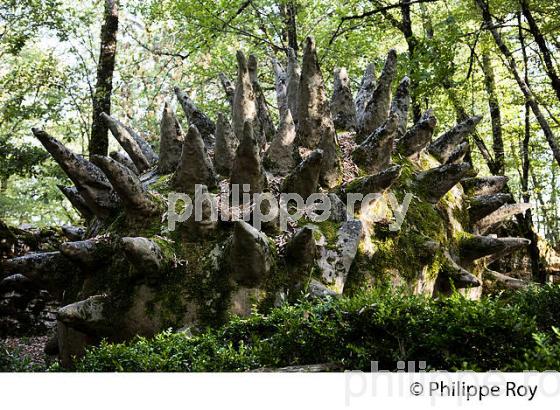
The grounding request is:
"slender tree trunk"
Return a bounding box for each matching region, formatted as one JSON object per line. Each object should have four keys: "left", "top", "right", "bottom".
{"left": 89, "top": 0, "right": 119, "bottom": 157}
{"left": 281, "top": 1, "right": 298, "bottom": 54}
{"left": 517, "top": 12, "right": 544, "bottom": 283}
{"left": 401, "top": 0, "right": 422, "bottom": 123}
{"left": 481, "top": 49, "right": 505, "bottom": 175}
{"left": 475, "top": 0, "right": 560, "bottom": 168}
{"left": 520, "top": 0, "right": 560, "bottom": 102}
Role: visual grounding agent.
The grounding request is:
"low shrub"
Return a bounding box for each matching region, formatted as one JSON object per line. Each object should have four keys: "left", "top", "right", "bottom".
{"left": 74, "top": 285, "right": 560, "bottom": 372}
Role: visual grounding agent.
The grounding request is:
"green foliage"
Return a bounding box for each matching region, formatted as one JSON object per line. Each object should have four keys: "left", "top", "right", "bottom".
{"left": 0, "top": 342, "right": 44, "bottom": 372}
{"left": 74, "top": 285, "right": 560, "bottom": 372}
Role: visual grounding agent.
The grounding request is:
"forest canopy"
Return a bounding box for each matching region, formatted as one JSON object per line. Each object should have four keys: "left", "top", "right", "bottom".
{"left": 0, "top": 0, "right": 559, "bottom": 246}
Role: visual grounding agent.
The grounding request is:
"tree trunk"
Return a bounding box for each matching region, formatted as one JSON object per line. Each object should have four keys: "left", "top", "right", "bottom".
{"left": 481, "top": 49, "right": 505, "bottom": 175}
{"left": 89, "top": 0, "right": 119, "bottom": 157}
{"left": 475, "top": 0, "right": 560, "bottom": 168}
{"left": 401, "top": 0, "right": 421, "bottom": 123}
{"left": 281, "top": 1, "right": 298, "bottom": 54}
{"left": 520, "top": 0, "right": 560, "bottom": 102}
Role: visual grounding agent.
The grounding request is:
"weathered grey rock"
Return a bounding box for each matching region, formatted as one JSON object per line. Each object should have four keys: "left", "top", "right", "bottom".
{"left": 296, "top": 37, "right": 336, "bottom": 149}
{"left": 355, "top": 63, "right": 376, "bottom": 125}
{"left": 110, "top": 150, "right": 139, "bottom": 175}
{"left": 343, "top": 165, "right": 402, "bottom": 195}
{"left": 124, "top": 124, "right": 159, "bottom": 166}
{"left": 171, "top": 125, "right": 218, "bottom": 193}
{"left": 2, "top": 251, "right": 71, "bottom": 282}
{"left": 182, "top": 185, "right": 218, "bottom": 239}
{"left": 158, "top": 102, "right": 184, "bottom": 174}
{"left": 327, "top": 193, "right": 348, "bottom": 222}
{"left": 57, "top": 185, "right": 94, "bottom": 220}
{"left": 248, "top": 54, "right": 276, "bottom": 142}
{"left": 57, "top": 295, "right": 108, "bottom": 333}
{"left": 476, "top": 203, "right": 533, "bottom": 233}
{"left": 121, "top": 237, "right": 163, "bottom": 273}
{"left": 397, "top": 109, "right": 437, "bottom": 157}
{"left": 92, "top": 155, "right": 157, "bottom": 216}
{"left": 272, "top": 58, "right": 288, "bottom": 116}
{"left": 318, "top": 123, "right": 343, "bottom": 189}
{"left": 307, "top": 279, "right": 338, "bottom": 299}
{"left": 352, "top": 112, "right": 398, "bottom": 174}
{"left": 281, "top": 149, "right": 323, "bottom": 199}
{"left": 415, "top": 162, "right": 475, "bottom": 204}
{"left": 219, "top": 72, "right": 235, "bottom": 107}
{"left": 0, "top": 274, "right": 33, "bottom": 292}
{"left": 445, "top": 141, "right": 470, "bottom": 164}
{"left": 175, "top": 87, "right": 216, "bottom": 146}
{"left": 316, "top": 220, "right": 363, "bottom": 293}
{"left": 485, "top": 269, "right": 528, "bottom": 289}
{"left": 33, "top": 129, "right": 119, "bottom": 219}
{"left": 101, "top": 113, "right": 152, "bottom": 172}
{"left": 439, "top": 252, "right": 480, "bottom": 289}
{"left": 232, "top": 51, "right": 261, "bottom": 148}
{"left": 229, "top": 220, "right": 272, "bottom": 287}
{"left": 330, "top": 67, "right": 357, "bottom": 131}
{"left": 285, "top": 227, "right": 316, "bottom": 270}
{"left": 459, "top": 235, "right": 530, "bottom": 262}
{"left": 286, "top": 47, "right": 300, "bottom": 123}
{"left": 60, "top": 237, "right": 111, "bottom": 268}
{"left": 468, "top": 193, "right": 513, "bottom": 222}
{"left": 427, "top": 115, "right": 482, "bottom": 163}
{"left": 264, "top": 108, "right": 297, "bottom": 176}
{"left": 61, "top": 225, "right": 86, "bottom": 241}
{"left": 214, "top": 112, "right": 239, "bottom": 175}
{"left": 461, "top": 176, "right": 509, "bottom": 196}
{"left": 230, "top": 122, "right": 267, "bottom": 194}
{"left": 389, "top": 76, "right": 411, "bottom": 137}
{"left": 356, "top": 49, "right": 397, "bottom": 143}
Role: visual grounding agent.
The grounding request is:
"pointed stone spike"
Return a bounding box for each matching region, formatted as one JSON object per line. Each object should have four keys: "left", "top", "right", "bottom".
{"left": 229, "top": 220, "right": 272, "bottom": 287}
{"left": 281, "top": 149, "right": 323, "bottom": 199}
{"left": 342, "top": 165, "right": 402, "bottom": 195}
{"left": 390, "top": 76, "right": 411, "bottom": 137}
{"left": 272, "top": 58, "right": 288, "bottom": 117}
{"left": 214, "top": 112, "right": 239, "bottom": 175}
{"left": 427, "top": 115, "right": 482, "bottom": 163}
{"left": 356, "top": 49, "right": 398, "bottom": 143}
{"left": 248, "top": 54, "right": 276, "bottom": 142}
{"left": 461, "top": 176, "right": 509, "bottom": 196}
{"left": 330, "top": 67, "right": 357, "bottom": 131}
{"left": 232, "top": 51, "right": 261, "bottom": 148}
{"left": 101, "top": 113, "right": 151, "bottom": 172}
{"left": 459, "top": 235, "right": 531, "bottom": 262}
{"left": 352, "top": 112, "right": 398, "bottom": 174}
{"left": 296, "top": 37, "right": 337, "bottom": 149}
{"left": 121, "top": 236, "right": 163, "bottom": 273}
{"left": 355, "top": 63, "right": 377, "bottom": 125}
{"left": 109, "top": 150, "right": 139, "bottom": 175}
{"left": 57, "top": 295, "right": 108, "bottom": 333}
{"left": 476, "top": 203, "right": 533, "bottom": 233}
{"left": 263, "top": 108, "right": 297, "bottom": 176}
{"left": 468, "top": 193, "right": 513, "bottom": 222}
{"left": 32, "top": 128, "right": 118, "bottom": 218}
{"left": 57, "top": 185, "right": 94, "bottom": 220}
{"left": 171, "top": 124, "right": 218, "bottom": 193}
{"left": 440, "top": 252, "right": 481, "bottom": 288}
{"left": 91, "top": 155, "right": 157, "bottom": 216}
{"left": 445, "top": 141, "right": 470, "bottom": 164}
{"left": 397, "top": 109, "right": 437, "bottom": 157}
{"left": 415, "top": 162, "right": 476, "bottom": 204}
{"left": 230, "top": 121, "right": 267, "bottom": 194}
{"left": 60, "top": 237, "right": 111, "bottom": 268}
{"left": 2, "top": 251, "right": 73, "bottom": 283}
{"left": 219, "top": 72, "right": 235, "bottom": 106}
{"left": 158, "top": 102, "right": 184, "bottom": 174}
{"left": 286, "top": 226, "right": 316, "bottom": 270}
{"left": 485, "top": 269, "right": 528, "bottom": 289}
{"left": 124, "top": 124, "right": 158, "bottom": 165}
{"left": 174, "top": 87, "right": 216, "bottom": 146}
{"left": 286, "top": 47, "right": 300, "bottom": 123}
{"left": 318, "top": 120, "right": 343, "bottom": 188}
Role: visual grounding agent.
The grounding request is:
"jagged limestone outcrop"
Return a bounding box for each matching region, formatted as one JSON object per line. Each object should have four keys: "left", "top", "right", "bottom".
{"left": 3, "top": 38, "right": 538, "bottom": 366}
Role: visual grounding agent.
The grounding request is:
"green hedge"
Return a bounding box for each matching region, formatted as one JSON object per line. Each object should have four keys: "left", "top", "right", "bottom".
{"left": 73, "top": 285, "right": 560, "bottom": 372}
